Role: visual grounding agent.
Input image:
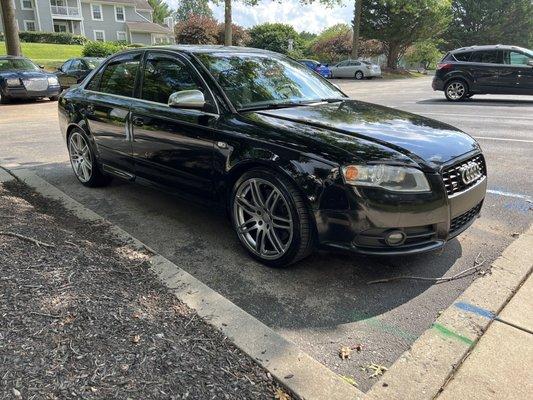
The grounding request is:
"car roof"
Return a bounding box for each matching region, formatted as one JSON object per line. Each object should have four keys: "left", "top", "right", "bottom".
{"left": 146, "top": 45, "right": 280, "bottom": 56}
{"left": 451, "top": 44, "right": 529, "bottom": 53}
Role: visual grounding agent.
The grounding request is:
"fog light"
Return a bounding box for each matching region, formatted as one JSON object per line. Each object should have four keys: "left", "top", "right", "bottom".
{"left": 385, "top": 230, "right": 406, "bottom": 246}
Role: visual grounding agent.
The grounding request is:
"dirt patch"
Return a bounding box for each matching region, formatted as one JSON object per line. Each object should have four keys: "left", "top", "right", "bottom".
{"left": 0, "top": 180, "right": 284, "bottom": 399}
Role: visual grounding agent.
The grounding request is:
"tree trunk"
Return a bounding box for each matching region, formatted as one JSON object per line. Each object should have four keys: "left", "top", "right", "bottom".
{"left": 351, "top": 0, "right": 362, "bottom": 59}
{"left": 0, "top": 0, "right": 21, "bottom": 56}
{"left": 224, "top": 0, "right": 232, "bottom": 46}
{"left": 386, "top": 43, "right": 401, "bottom": 69}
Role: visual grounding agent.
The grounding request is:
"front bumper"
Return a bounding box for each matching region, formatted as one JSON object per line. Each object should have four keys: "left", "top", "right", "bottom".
{"left": 315, "top": 154, "right": 486, "bottom": 255}
{"left": 2, "top": 85, "right": 61, "bottom": 99}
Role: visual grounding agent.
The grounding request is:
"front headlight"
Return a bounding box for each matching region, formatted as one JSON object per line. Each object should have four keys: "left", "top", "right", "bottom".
{"left": 47, "top": 76, "right": 59, "bottom": 86}
{"left": 6, "top": 77, "right": 20, "bottom": 86}
{"left": 342, "top": 164, "right": 431, "bottom": 192}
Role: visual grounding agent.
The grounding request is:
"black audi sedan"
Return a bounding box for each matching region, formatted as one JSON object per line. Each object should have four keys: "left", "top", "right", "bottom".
{"left": 433, "top": 45, "right": 533, "bottom": 101}
{"left": 0, "top": 56, "right": 61, "bottom": 104}
{"left": 58, "top": 46, "right": 487, "bottom": 267}
{"left": 54, "top": 57, "right": 105, "bottom": 90}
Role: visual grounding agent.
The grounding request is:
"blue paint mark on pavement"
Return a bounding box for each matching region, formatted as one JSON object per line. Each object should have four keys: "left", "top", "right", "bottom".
{"left": 455, "top": 302, "right": 495, "bottom": 320}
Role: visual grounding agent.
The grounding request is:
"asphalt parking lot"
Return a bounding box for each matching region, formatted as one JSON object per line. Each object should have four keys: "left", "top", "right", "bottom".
{"left": 1, "top": 76, "right": 532, "bottom": 391}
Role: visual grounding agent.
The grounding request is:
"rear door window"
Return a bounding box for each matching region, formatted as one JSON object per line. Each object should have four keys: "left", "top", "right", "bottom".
{"left": 470, "top": 50, "right": 500, "bottom": 64}
{"left": 89, "top": 53, "right": 141, "bottom": 97}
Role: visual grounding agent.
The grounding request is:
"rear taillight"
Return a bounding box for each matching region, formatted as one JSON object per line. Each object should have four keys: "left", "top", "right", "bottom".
{"left": 437, "top": 63, "right": 453, "bottom": 71}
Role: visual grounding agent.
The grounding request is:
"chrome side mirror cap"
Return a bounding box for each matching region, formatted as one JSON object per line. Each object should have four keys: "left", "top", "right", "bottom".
{"left": 168, "top": 89, "right": 205, "bottom": 109}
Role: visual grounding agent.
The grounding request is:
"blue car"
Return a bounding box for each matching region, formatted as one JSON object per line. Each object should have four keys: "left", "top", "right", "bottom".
{"left": 299, "top": 59, "right": 332, "bottom": 78}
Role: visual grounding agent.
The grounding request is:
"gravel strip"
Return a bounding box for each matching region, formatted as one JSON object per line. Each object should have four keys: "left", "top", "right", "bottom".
{"left": 0, "top": 181, "right": 285, "bottom": 400}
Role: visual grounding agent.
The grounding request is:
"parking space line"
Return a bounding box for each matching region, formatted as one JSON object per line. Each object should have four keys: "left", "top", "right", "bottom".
{"left": 474, "top": 136, "right": 533, "bottom": 143}
{"left": 487, "top": 189, "right": 532, "bottom": 202}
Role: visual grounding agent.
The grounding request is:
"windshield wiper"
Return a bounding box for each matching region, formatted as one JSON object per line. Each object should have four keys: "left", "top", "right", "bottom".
{"left": 239, "top": 101, "right": 314, "bottom": 112}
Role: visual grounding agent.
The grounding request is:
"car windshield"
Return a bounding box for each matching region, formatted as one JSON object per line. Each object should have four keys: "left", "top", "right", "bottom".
{"left": 0, "top": 58, "right": 40, "bottom": 72}
{"left": 197, "top": 52, "right": 345, "bottom": 110}
{"left": 85, "top": 58, "right": 104, "bottom": 69}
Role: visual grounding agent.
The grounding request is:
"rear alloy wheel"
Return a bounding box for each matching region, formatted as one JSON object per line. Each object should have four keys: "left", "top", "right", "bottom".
{"left": 231, "top": 169, "right": 314, "bottom": 267}
{"left": 68, "top": 129, "right": 111, "bottom": 187}
{"left": 355, "top": 71, "right": 364, "bottom": 80}
{"left": 445, "top": 80, "right": 468, "bottom": 101}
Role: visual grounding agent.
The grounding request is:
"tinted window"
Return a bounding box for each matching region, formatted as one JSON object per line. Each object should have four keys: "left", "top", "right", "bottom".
{"left": 470, "top": 50, "right": 500, "bottom": 64}
{"left": 349, "top": 61, "right": 360, "bottom": 66}
{"left": 337, "top": 61, "right": 348, "bottom": 67}
{"left": 70, "top": 60, "right": 83, "bottom": 71}
{"left": 453, "top": 52, "right": 472, "bottom": 62}
{"left": 95, "top": 53, "right": 141, "bottom": 97}
{"left": 61, "top": 60, "right": 72, "bottom": 71}
{"left": 141, "top": 53, "right": 204, "bottom": 104}
{"left": 503, "top": 50, "right": 532, "bottom": 66}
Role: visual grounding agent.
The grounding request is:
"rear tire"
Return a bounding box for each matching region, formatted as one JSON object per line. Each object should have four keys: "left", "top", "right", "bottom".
{"left": 355, "top": 71, "right": 364, "bottom": 80}
{"left": 444, "top": 79, "right": 468, "bottom": 101}
{"left": 68, "top": 128, "right": 111, "bottom": 187}
{"left": 49, "top": 96, "right": 59, "bottom": 101}
{"left": 0, "top": 94, "right": 10, "bottom": 104}
{"left": 230, "top": 169, "right": 314, "bottom": 268}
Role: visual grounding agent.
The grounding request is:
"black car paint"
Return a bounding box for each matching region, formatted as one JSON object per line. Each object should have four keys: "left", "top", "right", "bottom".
{"left": 432, "top": 45, "right": 533, "bottom": 95}
{"left": 0, "top": 56, "right": 61, "bottom": 101}
{"left": 59, "top": 46, "right": 486, "bottom": 255}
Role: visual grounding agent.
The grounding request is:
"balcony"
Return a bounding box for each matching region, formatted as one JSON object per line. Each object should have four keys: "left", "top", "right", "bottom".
{"left": 50, "top": 5, "right": 81, "bottom": 18}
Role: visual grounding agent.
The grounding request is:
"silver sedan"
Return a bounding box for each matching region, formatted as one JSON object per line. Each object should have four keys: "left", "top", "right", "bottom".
{"left": 330, "top": 60, "right": 382, "bottom": 79}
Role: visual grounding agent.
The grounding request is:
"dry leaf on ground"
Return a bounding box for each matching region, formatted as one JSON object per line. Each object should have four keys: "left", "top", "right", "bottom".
{"left": 274, "top": 388, "right": 291, "bottom": 400}
{"left": 339, "top": 346, "right": 352, "bottom": 359}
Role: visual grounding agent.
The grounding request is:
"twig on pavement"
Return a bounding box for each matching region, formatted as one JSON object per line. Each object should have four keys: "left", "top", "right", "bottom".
{"left": 368, "top": 252, "right": 485, "bottom": 285}
{"left": 0, "top": 231, "right": 55, "bottom": 248}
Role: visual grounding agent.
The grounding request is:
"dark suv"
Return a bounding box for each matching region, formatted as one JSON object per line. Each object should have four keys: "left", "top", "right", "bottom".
{"left": 432, "top": 45, "right": 533, "bottom": 101}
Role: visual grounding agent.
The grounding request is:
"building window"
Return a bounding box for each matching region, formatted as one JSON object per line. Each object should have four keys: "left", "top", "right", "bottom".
{"left": 20, "top": 0, "right": 33, "bottom": 10}
{"left": 116, "top": 31, "right": 127, "bottom": 42}
{"left": 91, "top": 3, "right": 103, "bottom": 21}
{"left": 54, "top": 22, "right": 68, "bottom": 33}
{"left": 94, "top": 30, "right": 105, "bottom": 42}
{"left": 23, "top": 20, "right": 36, "bottom": 31}
{"left": 115, "top": 5, "right": 125, "bottom": 22}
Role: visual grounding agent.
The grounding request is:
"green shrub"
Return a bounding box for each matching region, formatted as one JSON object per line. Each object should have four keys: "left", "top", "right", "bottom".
{"left": 1, "top": 31, "right": 88, "bottom": 45}
{"left": 82, "top": 41, "right": 125, "bottom": 57}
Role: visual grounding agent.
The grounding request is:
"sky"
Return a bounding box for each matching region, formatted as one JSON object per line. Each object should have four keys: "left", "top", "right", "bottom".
{"left": 165, "top": 1, "right": 355, "bottom": 34}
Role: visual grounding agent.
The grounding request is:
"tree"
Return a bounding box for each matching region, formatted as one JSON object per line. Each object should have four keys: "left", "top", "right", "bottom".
{"left": 405, "top": 39, "right": 443, "bottom": 69}
{"left": 248, "top": 23, "right": 302, "bottom": 54}
{"left": 351, "top": 0, "right": 363, "bottom": 58}
{"left": 148, "top": 0, "right": 172, "bottom": 23}
{"left": 361, "top": 0, "right": 452, "bottom": 69}
{"left": 216, "top": 23, "right": 251, "bottom": 46}
{"left": 175, "top": 0, "right": 213, "bottom": 21}
{"left": 310, "top": 24, "right": 383, "bottom": 63}
{"left": 175, "top": 14, "right": 218, "bottom": 44}
{"left": 0, "top": 0, "right": 21, "bottom": 56}
{"left": 444, "top": 0, "right": 533, "bottom": 50}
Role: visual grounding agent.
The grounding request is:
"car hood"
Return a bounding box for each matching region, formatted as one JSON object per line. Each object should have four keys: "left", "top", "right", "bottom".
{"left": 249, "top": 100, "right": 479, "bottom": 169}
{"left": 0, "top": 70, "right": 53, "bottom": 80}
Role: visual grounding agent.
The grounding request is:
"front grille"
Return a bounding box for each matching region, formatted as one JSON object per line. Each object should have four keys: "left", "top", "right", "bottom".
{"left": 23, "top": 78, "right": 48, "bottom": 92}
{"left": 442, "top": 154, "right": 486, "bottom": 196}
{"left": 450, "top": 202, "right": 482, "bottom": 234}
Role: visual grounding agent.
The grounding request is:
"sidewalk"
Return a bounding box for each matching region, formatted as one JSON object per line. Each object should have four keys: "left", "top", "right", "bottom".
{"left": 437, "top": 272, "right": 533, "bottom": 400}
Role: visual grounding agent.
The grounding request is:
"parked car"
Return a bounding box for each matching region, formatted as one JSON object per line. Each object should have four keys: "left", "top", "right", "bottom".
{"left": 59, "top": 46, "right": 486, "bottom": 267}
{"left": 330, "top": 59, "right": 382, "bottom": 79}
{"left": 55, "top": 57, "right": 105, "bottom": 90}
{"left": 298, "top": 59, "right": 332, "bottom": 78}
{"left": 0, "top": 56, "right": 60, "bottom": 104}
{"left": 433, "top": 45, "right": 533, "bottom": 101}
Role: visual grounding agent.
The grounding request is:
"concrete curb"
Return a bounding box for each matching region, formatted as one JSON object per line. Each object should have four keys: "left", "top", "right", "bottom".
{"left": 365, "top": 225, "right": 533, "bottom": 399}
{"left": 0, "top": 167, "right": 363, "bottom": 400}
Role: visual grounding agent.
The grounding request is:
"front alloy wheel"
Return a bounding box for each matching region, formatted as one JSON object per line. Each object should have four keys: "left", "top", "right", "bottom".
{"left": 231, "top": 170, "right": 314, "bottom": 267}
{"left": 445, "top": 80, "right": 468, "bottom": 101}
{"left": 355, "top": 71, "right": 364, "bottom": 80}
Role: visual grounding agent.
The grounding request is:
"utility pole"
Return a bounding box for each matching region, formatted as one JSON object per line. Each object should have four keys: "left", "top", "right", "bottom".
{"left": 351, "top": 0, "right": 362, "bottom": 59}
{"left": 1, "top": 0, "right": 21, "bottom": 56}
{"left": 224, "top": 0, "right": 232, "bottom": 46}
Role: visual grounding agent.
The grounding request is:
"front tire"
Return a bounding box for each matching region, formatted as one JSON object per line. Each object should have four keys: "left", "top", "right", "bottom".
{"left": 445, "top": 79, "right": 468, "bottom": 101}
{"left": 49, "top": 96, "right": 59, "bottom": 101}
{"left": 230, "top": 169, "right": 314, "bottom": 268}
{"left": 0, "top": 94, "right": 10, "bottom": 104}
{"left": 68, "top": 129, "right": 111, "bottom": 187}
{"left": 355, "top": 71, "right": 364, "bottom": 80}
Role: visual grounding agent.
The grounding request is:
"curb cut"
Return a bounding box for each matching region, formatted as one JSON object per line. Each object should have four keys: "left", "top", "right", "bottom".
{"left": 0, "top": 167, "right": 363, "bottom": 400}
{"left": 365, "top": 225, "right": 532, "bottom": 399}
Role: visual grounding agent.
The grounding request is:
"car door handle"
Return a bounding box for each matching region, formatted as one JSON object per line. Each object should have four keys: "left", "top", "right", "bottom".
{"left": 132, "top": 117, "right": 144, "bottom": 127}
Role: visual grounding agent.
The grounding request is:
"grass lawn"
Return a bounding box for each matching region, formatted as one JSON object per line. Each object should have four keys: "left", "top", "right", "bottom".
{"left": 0, "top": 42, "right": 83, "bottom": 70}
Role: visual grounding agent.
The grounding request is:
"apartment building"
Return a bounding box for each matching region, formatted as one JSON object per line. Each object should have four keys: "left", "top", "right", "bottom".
{"left": 0, "top": 0, "right": 175, "bottom": 45}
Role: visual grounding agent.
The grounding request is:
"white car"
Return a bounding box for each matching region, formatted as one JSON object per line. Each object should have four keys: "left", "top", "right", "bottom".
{"left": 330, "top": 59, "right": 382, "bottom": 79}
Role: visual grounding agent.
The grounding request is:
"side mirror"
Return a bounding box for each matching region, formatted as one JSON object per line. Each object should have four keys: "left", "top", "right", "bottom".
{"left": 528, "top": 60, "right": 533, "bottom": 67}
{"left": 168, "top": 90, "right": 205, "bottom": 109}
{"left": 39, "top": 65, "right": 45, "bottom": 69}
